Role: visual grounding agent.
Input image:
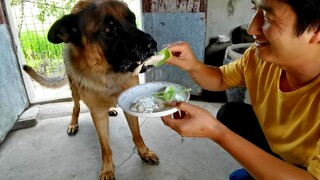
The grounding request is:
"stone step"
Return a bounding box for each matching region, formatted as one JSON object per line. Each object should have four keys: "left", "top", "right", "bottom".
{"left": 11, "top": 106, "right": 39, "bottom": 131}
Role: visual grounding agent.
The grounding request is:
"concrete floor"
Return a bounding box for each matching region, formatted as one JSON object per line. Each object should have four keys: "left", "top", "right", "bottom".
{"left": 0, "top": 100, "right": 241, "bottom": 180}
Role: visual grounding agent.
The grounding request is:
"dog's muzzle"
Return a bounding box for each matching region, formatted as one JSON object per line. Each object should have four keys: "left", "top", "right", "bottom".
{"left": 121, "top": 32, "right": 157, "bottom": 73}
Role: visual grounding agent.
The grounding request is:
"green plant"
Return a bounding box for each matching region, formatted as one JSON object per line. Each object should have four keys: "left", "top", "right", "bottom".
{"left": 36, "top": 0, "right": 75, "bottom": 23}
{"left": 20, "top": 30, "right": 64, "bottom": 76}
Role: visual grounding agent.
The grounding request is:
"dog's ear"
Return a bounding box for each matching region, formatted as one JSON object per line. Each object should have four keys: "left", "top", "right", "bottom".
{"left": 47, "top": 14, "right": 81, "bottom": 45}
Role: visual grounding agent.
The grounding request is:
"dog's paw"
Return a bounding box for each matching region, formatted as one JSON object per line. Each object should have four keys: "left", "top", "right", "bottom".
{"left": 139, "top": 150, "right": 159, "bottom": 165}
{"left": 99, "top": 170, "right": 115, "bottom": 180}
{"left": 108, "top": 109, "right": 118, "bottom": 116}
{"left": 67, "top": 124, "right": 79, "bottom": 136}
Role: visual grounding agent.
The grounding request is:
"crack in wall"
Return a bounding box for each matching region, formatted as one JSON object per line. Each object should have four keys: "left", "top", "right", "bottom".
{"left": 227, "top": 0, "right": 235, "bottom": 16}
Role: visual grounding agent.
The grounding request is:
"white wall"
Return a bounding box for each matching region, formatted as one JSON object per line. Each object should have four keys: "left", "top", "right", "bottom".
{"left": 0, "top": 25, "right": 29, "bottom": 142}
{"left": 206, "top": 0, "right": 254, "bottom": 45}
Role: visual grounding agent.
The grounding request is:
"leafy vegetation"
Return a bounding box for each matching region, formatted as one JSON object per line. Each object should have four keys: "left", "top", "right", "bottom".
{"left": 20, "top": 31, "right": 64, "bottom": 76}
{"left": 36, "top": 0, "right": 75, "bottom": 23}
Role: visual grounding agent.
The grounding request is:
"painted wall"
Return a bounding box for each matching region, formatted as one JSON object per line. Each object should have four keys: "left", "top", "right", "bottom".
{"left": 206, "top": 0, "right": 254, "bottom": 44}
{"left": 142, "top": 0, "right": 254, "bottom": 95}
{"left": 0, "top": 24, "right": 28, "bottom": 142}
{"left": 142, "top": 0, "right": 207, "bottom": 95}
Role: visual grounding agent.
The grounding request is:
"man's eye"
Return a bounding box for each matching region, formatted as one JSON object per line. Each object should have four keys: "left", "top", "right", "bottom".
{"left": 264, "top": 16, "right": 273, "bottom": 22}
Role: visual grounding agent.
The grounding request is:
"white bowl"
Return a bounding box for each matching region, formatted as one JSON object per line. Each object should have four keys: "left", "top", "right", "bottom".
{"left": 118, "top": 82, "right": 190, "bottom": 117}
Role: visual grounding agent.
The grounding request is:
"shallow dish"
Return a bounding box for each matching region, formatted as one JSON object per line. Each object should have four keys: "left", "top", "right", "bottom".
{"left": 118, "top": 82, "right": 190, "bottom": 117}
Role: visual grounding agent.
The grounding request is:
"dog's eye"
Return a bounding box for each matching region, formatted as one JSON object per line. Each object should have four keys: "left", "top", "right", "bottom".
{"left": 105, "top": 27, "right": 111, "bottom": 33}
{"left": 101, "top": 25, "right": 121, "bottom": 38}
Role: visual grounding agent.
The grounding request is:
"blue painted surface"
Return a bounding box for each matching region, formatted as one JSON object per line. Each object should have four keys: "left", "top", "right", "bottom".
{"left": 143, "top": 13, "right": 206, "bottom": 95}
{"left": 0, "top": 25, "right": 28, "bottom": 142}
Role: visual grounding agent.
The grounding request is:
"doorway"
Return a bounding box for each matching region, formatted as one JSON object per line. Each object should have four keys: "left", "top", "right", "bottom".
{"left": 7, "top": 0, "right": 142, "bottom": 103}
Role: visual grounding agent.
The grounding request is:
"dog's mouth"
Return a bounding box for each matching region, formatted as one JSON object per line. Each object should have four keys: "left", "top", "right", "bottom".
{"left": 107, "top": 30, "right": 158, "bottom": 74}
{"left": 119, "top": 52, "right": 156, "bottom": 74}
{"left": 118, "top": 43, "right": 157, "bottom": 74}
{"left": 131, "top": 52, "right": 168, "bottom": 76}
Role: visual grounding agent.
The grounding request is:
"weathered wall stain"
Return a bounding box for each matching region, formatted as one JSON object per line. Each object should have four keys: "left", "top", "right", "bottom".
{"left": 227, "top": 0, "right": 235, "bottom": 16}
{"left": 142, "top": 0, "right": 207, "bottom": 13}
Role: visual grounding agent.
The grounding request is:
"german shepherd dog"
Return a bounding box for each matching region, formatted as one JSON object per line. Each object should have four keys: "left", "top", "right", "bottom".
{"left": 23, "top": 0, "right": 159, "bottom": 179}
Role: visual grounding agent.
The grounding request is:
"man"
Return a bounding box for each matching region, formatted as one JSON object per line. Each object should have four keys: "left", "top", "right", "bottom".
{"left": 161, "top": 0, "right": 320, "bottom": 179}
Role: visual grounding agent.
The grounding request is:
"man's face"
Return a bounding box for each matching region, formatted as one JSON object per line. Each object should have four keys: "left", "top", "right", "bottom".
{"left": 247, "top": 0, "right": 316, "bottom": 69}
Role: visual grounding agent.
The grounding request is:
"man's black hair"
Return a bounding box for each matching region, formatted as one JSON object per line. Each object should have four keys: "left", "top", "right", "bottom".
{"left": 281, "top": 0, "right": 320, "bottom": 36}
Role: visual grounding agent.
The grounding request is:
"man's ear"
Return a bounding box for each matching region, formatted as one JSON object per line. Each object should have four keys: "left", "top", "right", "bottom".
{"left": 47, "top": 14, "right": 81, "bottom": 45}
{"left": 309, "top": 27, "right": 320, "bottom": 44}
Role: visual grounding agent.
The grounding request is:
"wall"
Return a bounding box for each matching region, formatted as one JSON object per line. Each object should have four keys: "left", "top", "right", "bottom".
{"left": 206, "top": 0, "right": 254, "bottom": 44}
{"left": 0, "top": 2, "right": 29, "bottom": 142}
{"left": 142, "top": 0, "right": 207, "bottom": 95}
{"left": 0, "top": 24, "right": 29, "bottom": 142}
{"left": 141, "top": 0, "right": 253, "bottom": 95}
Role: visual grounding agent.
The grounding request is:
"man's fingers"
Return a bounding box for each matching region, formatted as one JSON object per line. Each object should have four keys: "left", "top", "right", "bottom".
{"left": 161, "top": 115, "right": 172, "bottom": 125}
{"left": 173, "top": 110, "right": 187, "bottom": 119}
{"left": 165, "top": 55, "right": 179, "bottom": 66}
{"left": 163, "top": 41, "right": 184, "bottom": 49}
{"left": 174, "top": 101, "right": 195, "bottom": 112}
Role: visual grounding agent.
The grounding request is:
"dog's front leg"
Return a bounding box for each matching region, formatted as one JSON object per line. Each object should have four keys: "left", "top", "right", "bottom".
{"left": 67, "top": 82, "right": 81, "bottom": 135}
{"left": 91, "top": 111, "right": 115, "bottom": 180}
{"left": 124, "top": 113, "right": 159, "bottom": 165}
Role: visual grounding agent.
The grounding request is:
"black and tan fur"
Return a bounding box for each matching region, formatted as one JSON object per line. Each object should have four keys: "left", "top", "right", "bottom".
{"left": 23, "top": 0, "right": 159, "bottom": 179}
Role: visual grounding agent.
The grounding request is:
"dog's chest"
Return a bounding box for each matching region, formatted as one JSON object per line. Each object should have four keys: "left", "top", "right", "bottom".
{"left": 70, "top": 65, "right": 132, "bottom": 95}
{"left": 64, "top": 59, "right": 132, "bottom": 95}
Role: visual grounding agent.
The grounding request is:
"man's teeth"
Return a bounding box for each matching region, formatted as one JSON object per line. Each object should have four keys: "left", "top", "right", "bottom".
{"left": 255, "top": 40, "right": 268, "bottom": 45}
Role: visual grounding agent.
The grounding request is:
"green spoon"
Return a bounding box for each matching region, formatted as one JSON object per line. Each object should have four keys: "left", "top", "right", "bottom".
{"left": 154, "top": 48, "right": 172, "bottom": 67}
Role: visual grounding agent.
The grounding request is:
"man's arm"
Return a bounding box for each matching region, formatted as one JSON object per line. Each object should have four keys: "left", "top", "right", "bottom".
{"left": 166, "top": 41, "right": 230, "bottom": 91}
{"left": 186, "top": 62, "right": 230, "bottom": 91}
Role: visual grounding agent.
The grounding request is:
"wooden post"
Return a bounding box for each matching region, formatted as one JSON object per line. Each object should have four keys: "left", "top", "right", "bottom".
{"left": 0, "top": 0, "right": 6, "bottom": 24}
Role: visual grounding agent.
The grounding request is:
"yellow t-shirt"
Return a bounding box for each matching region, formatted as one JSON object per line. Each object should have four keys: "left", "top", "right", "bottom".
{"left": 220, "top": 45, "right": 320, "bottom": 179}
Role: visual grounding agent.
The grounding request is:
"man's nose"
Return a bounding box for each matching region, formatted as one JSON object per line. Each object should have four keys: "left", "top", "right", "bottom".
{"left": 247, "top": 10, "right": 263, "bottom": 36}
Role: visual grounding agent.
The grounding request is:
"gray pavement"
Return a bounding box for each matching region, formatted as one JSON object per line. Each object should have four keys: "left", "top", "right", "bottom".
{"left": 0, "top": 100, "right": 240, "bottom": 180}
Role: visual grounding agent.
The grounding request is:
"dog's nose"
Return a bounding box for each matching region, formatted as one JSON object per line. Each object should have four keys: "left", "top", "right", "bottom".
{"left": 147, "top": 40, "right": 157, "bottom": 50}
{"left": 139, "top": 32, "right": 157, "bottom": 51}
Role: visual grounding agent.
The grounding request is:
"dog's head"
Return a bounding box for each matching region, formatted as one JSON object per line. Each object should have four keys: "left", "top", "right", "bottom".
{"left": 47, "top": 0, "right": 157, "bottom": 73}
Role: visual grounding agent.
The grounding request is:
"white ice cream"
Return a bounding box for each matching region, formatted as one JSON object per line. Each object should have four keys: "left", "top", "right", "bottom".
{"left": 132, "top": 54, "right": 165, "bottom": 76}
